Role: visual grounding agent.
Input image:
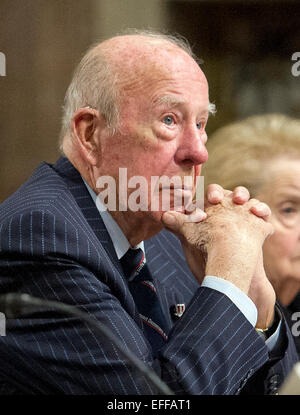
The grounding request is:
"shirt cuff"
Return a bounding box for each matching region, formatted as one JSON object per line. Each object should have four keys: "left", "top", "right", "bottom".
{"left": 201, "top": 275, "right": 257, "bottom": 327}
{"left": 265, "top": 309, "right": 282, "bottom": 352}
{"left": 201, "top": 276, "right": 281, "bottom": 352}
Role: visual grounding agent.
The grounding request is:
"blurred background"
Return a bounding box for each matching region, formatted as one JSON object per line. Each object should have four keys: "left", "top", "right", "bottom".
{"left": 0, "top": 0, "right": 300, "bottom": 202}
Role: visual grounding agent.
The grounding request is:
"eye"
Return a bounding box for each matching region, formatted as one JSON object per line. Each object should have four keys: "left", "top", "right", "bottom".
{"left": 196, "top": 121, "right": 205, "bottom": 130}
{"left": 283, "top": 207, "right": 296, "bottom": 214}
{"left": 163, "top": 115, "right": 175, "bottom": 126}
{"left": 280, "top": 205, "right": 297, "bottom": 215}
{"left": 278, "top": 203, "right": 300, "bottom": 227}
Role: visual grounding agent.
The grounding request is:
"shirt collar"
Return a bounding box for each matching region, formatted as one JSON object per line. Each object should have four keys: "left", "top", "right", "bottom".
{"left": 83, "top": 179, "right": 144, "bottom": 260}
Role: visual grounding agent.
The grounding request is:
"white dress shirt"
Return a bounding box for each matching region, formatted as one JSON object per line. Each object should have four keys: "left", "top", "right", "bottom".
{"left": 84, "top": 180, "right": 280, "bottom": 350}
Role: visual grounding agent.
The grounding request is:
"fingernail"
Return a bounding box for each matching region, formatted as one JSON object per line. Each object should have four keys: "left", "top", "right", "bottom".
{"left": 163, "top": 212, "right": 176, "bottom": 225}
{"left": 210, "top": 191, "right": 222, "bottom": 200}
{"left": 186, "top": 211, "right": 207, "bottom": 223}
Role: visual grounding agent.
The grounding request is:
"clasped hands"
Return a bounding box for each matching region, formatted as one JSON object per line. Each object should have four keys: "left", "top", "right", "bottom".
{"left": 161, "top": 184, "right": 275, "bottom": 330}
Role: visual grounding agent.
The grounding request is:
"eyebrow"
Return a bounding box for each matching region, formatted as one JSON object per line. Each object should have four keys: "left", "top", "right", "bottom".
{"left": 277, "top": 190, "right": 300, "bottom": 199}
{"left": 154, "top": 95, "right": 216, "bottom": 115}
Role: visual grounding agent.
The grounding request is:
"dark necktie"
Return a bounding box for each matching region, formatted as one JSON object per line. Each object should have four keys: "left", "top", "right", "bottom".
{"left": 120, "top": 248, "right": 169, "bottom": 357}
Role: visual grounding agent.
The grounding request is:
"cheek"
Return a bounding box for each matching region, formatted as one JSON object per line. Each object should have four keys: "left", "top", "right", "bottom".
{"left": 266, "top": 230, "right": 295, "bottom": 259}
{"left": 269, "top": 213, "right": 300, "bottom": 256}
{"left": 137, "top": 145, "right": 178, "bottom": 178}
{"left": 263, "top": 234, "right": 287, "bottom": 285}
{"left": 127, "top": 150, "right": 175, "bottom": 181}
{"left": 263, "top": 222, "right": 298, "bottom": 280}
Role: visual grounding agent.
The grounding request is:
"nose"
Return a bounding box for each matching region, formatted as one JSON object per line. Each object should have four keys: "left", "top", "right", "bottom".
{"left": 174, "top": 127, "right": 208, "bottom": 168}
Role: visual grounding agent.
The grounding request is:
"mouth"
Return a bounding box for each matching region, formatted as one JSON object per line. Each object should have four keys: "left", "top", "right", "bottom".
{"left": 159, "top": 186, "right": 194, "bottom": 201}
{"left": 157, "top": 186, "right": 194, "bottom": 212}
{"left": 151, "top": 169, "right": 200, "bottom": 212}
{"left": 160, "top": 185, "right": 194, "bottom": 191}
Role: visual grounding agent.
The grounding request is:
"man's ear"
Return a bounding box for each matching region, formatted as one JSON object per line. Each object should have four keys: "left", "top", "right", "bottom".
{"left": 70, "top": 107, "right": 104, "bottom": 166}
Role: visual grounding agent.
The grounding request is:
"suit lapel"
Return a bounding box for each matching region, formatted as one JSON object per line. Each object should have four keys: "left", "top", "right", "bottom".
{"left": 144, "top": 235, "right": 187, "bottom": 329}
{"left": 52, "top": 157, "right": 195, "bottom": 330}
{"left": 52, "top": 157, "right": 124, "bottom": 276}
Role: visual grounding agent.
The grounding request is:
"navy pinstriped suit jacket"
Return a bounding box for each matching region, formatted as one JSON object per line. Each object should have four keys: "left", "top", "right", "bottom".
{"left": 0, "top": 157, "right": 298, "bottom": 394}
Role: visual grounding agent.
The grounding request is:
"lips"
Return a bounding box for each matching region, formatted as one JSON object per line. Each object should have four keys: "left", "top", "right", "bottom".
{"left": 160, "top": 185, "right": 193, "bottom": 191}
{"left": 163, "top": 188, "right": 194, "bottom": 211}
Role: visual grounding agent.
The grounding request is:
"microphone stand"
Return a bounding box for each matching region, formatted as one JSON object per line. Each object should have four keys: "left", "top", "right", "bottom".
{"left": 0, "top": 293, "right": 174, "bottom": 395}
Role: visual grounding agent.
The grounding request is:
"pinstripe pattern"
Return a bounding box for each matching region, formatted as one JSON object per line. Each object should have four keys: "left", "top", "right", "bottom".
{"left": 0, "top": 157, "right": 298, "bottom": 394}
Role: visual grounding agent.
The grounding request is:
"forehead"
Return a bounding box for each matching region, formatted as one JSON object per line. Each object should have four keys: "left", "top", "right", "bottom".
{"left": 115, "top": 41, "right": 208, "bottom": 109}
{"left": 265, "top": 158, "right": 300, "bottom": 199}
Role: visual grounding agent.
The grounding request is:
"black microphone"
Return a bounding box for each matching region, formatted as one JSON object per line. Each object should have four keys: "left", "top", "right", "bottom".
{"left": 0, "top": 292, "right": 174, "bottom": 395}
{"left": 0, "top": 293, "right": 41, "bottom": 318}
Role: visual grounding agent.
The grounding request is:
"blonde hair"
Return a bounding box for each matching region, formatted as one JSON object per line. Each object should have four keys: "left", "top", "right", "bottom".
{"left": 202, "top": 114, "right": 300, "bottom": 196}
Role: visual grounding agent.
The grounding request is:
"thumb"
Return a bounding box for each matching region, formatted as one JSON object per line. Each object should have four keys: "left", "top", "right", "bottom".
{"left": 162, "top": 208, "right": 206, "bottom": 233}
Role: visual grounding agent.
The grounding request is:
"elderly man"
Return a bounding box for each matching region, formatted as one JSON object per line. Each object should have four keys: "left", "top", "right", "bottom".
{"left": 0, "top": 30, "right": 297, "bottom": 395}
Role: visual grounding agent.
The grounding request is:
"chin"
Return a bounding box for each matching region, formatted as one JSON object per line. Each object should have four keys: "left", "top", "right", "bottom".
{"left": 148, "top": 210, "right": 165, "bottom": 224}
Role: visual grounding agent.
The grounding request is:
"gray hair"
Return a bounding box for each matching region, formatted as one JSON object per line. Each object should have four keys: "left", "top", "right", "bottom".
{"left": 59, "top": 44, "right": 119, "bottom": 150}
{"left": 59, "top": 29, "right": 205, "bottom": 150}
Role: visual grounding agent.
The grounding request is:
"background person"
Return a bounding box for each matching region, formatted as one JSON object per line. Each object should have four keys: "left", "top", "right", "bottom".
{"left": 202, "top": 113, "right": 300, "bottom": 355}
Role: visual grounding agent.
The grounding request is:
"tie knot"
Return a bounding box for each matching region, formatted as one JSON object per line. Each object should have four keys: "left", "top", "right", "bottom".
{"left": 120, "top": 248, "right": 145, "bottom": 281}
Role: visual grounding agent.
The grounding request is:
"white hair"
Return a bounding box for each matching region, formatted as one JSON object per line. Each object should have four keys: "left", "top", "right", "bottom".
{"left": 59, "top": 29, "right": 205, "bottom": 151}
{"left": 59, "top": 45, "right": 119, "bottom": 150}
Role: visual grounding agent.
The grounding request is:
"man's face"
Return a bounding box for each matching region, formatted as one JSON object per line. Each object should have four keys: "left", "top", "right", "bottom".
{"left": 96, "top": 47, "right": 210, "bottom": 223}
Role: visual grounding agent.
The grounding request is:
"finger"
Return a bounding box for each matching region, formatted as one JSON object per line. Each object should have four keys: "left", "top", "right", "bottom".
{"left": 259, "top": 220, "right": 274, "bottom": 238}
{"left": 161, "top": 211, "right": 187, "bottom": 232}
{"left": 206, "top": 183, "right": 225, "bottom": 204}
{"left": 185, "top": 208, "right": 207, "bottom": 223}
{"left": 250, "top": 202, "right": 272, "bottom": 220}
{"left": 162, "top": 209, "right": 206, "bottom": 232}
{"left": 232, "top": 186, "right": 250, "bottom": 205}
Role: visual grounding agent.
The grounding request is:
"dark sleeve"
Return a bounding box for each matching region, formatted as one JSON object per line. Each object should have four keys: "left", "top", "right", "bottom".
{"left": 0, "top": 210, "right": 160, "bottom": 394}
{"left": 0, "top": 210, "right": 297, "bottom": 394}
{"left": 282, "top": 294, "right": 300, "bottom": 357}
{"left": 240, "top": 303, "right": 299, "bottom": 395}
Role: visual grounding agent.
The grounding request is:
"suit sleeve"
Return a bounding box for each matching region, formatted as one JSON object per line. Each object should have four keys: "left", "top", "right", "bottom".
{"left": 0, "top": 209, "right": 297, "bottom": 394}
